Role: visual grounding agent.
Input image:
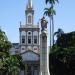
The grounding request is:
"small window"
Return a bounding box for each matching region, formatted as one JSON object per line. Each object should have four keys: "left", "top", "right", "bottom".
{"left": 28, "top": 15, "right": 31, "bottom": 23}
{"left": 28, "top": 36, "right": 31, "bottom": 44}
{"left": 28, "top": 32, "right": 31, "bottom": 35}
{"left": 34, "top": 36, "right": 37, "bottom": 44}
{"left": 22, "top": 35, "right": 25, "bottom": 43}
{"left": 22, "top": 48, "right": 25, "bottom": 50}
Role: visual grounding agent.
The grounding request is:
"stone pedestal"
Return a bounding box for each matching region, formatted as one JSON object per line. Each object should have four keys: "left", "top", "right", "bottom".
{"left": 40, "top": 31, "right": 50, "bottom": 75}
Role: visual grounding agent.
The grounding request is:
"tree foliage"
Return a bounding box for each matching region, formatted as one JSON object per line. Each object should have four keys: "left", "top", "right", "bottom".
{"left": 45, "top": 0, "right": 59, "bottom": 4}
{"left": 0, "top": 29, "right": 24, "bottom": 75}
{"left": 49, "top": 31, "right": 75, "bottom": 75}
{"left": 56, "top": 31, "right": 75, "bottom": 48}
{"left": 44, "top": 7, "right": 56, "bottom": 17}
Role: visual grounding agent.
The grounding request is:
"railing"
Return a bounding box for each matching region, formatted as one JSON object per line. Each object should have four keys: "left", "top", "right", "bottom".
{"left": 20, "top": 25, "right": 39, "bottom": 28}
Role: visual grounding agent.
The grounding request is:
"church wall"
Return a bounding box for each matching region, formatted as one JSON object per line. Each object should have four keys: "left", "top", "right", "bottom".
{"left": 21, "top": 46, "right": 26, "bottom": 53}
{"left": 10, "top": 0, "right": 41, "bottom": 75}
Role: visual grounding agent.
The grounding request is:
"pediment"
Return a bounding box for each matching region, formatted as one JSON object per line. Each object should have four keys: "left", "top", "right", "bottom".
{"left": 21, "top": 51, "right": 39, "bottom": 61}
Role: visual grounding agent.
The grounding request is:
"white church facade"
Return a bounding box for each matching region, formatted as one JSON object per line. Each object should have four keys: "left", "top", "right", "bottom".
{"left": 10, "top": 0, "right": 40, "bottom": 75}
{"left": 10, "top": 0, "right": 50, "bottom": 75}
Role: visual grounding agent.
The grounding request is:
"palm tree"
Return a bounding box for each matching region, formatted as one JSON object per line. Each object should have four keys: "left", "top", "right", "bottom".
{"left": 44, "top": 0, "right": 59, "bottom": 49}
{"left": 45, "top": 0, "right": 59, "bottom": 4}
{"left": 44, "top": 7, "right": 56, "bottom": 52}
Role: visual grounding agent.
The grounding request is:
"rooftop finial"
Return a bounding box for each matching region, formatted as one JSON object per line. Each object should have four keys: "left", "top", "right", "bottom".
{"left": 27, "top": 0, "right": 32, "bottom": 9}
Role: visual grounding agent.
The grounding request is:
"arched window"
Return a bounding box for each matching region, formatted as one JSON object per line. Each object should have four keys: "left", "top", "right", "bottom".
{"left": 21, "top": 31, "right": 26, "bottom": 44}
{"left": 28, "top": 36, "right": 31, "bottom": 44}
{"left": 34, "top": 36, "right": 37, "bottom": 44}
{"left": 22, "top": 35, "right": 25, "bottom": 44}
{"left": 33, "top": 31, "right": 38, "bottom": 44}
{"left": 28, "top": 15, "right": 32, "bottom": 23}
{"left": 27, "top": 31, "right": 32, "bottom": 44}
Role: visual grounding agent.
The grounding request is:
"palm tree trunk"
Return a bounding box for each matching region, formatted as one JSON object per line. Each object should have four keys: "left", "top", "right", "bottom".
{"left": 50, "top": 17, "right": 52, "bottom": 52}
{"left": 52, "top": 15, "right": 54, "bottom": 45}
{"left": 51, "top": 3, "right": 54, "bottom": 46}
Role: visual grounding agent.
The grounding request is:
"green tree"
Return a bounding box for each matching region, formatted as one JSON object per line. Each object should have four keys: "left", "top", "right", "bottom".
{"left": 0, "top": 29, "right": 24, "bottom": 75}
{"left": 6, "top": 55, "right": 24, "bottom": 75}
{"left": 50, "top": 31, "right": 75, "bottom": 75}
{"left": 54, "top": 28, "right": 64, "bottom": 44}
{"left": 0, "top": 29, "right": 11, "bottom": 75}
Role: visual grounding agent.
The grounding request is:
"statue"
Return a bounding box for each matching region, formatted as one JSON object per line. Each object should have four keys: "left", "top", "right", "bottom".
{"left": 41, "top": 16, "right": 48, "bottom": 32}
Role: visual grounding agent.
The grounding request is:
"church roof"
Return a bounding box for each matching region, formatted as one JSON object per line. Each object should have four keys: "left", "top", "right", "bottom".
{"left": 20, "top": 50, "right": 40, "bottom": 56}
{"left": 20, "top": 50, "right": 40, "bottom": 61}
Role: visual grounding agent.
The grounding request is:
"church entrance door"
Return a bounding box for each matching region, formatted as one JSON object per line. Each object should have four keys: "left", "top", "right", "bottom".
{"left": 27, "top": 65, "right": 32, "bottom": 75}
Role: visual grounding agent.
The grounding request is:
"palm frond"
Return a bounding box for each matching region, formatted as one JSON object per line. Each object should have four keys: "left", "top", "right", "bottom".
{"left": 51, "top": 8, "right": 56, "bottom": 15}
{"left": 44, "top": 7, "right": 56, "bottom": 17}
{"left": 55, "top": 0, "right": 59, "bottom": 3}
{"left": 45, "top": 0, "right": 59, "bottom": 4}
{"left": 44, "top": 7, "right": 51, "bottom": 16}
{"left": 46, "top": 0, "right": 48, "bottom": 4}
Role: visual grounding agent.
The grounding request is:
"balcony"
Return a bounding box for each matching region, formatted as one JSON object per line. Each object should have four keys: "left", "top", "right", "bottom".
{"left": 20, "top": 24, "right": 39, "bottom": 28}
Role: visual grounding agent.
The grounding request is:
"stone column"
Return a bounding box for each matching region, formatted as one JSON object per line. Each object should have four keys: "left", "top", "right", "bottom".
{"left": 40, "top": 17, "right": 50, "bottom": 75}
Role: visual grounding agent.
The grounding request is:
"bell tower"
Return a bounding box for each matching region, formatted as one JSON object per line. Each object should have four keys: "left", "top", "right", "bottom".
{"left": 19, "top": 0, "right": 40, "bottom": 53}
{"left": 25, "top": 0, "right": 34, "bottom": 27}
{"left": 19, "top": 0, "right": 40, "bottom": 74}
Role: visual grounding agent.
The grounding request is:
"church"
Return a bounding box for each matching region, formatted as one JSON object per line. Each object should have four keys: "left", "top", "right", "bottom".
{"left": 10, "top": 0, "right": 50, "bottom": 75}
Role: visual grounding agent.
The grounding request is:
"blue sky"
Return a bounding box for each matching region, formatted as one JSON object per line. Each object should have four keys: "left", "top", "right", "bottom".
{"left": 0, "top": 0, "right": 75, "bottom": 44}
